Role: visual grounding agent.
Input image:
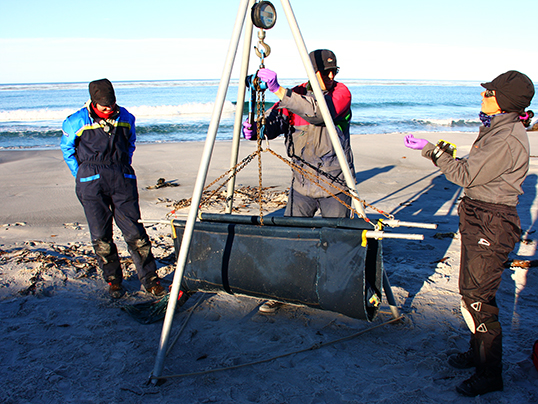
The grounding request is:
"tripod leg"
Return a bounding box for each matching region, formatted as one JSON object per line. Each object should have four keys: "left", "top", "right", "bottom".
{"left": 383, "top": 266, "right": 400, "bottom": 319}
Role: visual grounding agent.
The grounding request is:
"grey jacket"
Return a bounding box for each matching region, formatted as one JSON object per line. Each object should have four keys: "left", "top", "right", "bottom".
{"left": 422, "top": 113, "right": 529, "bottom": 206}
{"left": 264, "top": 81, "right": 354, "bottom": 199}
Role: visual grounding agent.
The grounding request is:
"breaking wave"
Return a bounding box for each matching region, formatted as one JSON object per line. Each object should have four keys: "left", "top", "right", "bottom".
{"left": 0, "top": 101, "right": 236, "bottom": 123}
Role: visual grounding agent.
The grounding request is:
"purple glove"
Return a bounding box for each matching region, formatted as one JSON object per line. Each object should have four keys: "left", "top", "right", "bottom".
{"left": 257, "top": 68, "right": 280, "bottom": 93}
{"left": 404, "top": 134, "right": 429, "bottom": 150}
{"left": 242, "top": 119, "right": 257, "bottom": 140}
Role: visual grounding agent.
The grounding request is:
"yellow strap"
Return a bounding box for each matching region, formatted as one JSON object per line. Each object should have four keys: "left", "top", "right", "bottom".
{"left": 361, "top": 230, "right": 368, "bottom": 247}
{"left": 170, "top": 219, "right": 177, "bottom": 239}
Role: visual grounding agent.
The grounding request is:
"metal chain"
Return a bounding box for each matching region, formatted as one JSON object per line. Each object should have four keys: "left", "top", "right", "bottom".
{"left": 254, "top": 76, "right": 267, "bottom": 225}
{"left": 199, "top": 150, "right": 261, "bottom": 207}
{"left": 168, "top": 144, "right": 394, "bottom": 221}
{"left": 265, "top": 149, "right": 363, "bottom": 218}
{"left": 276, "top": 131, "right": 394, "bottom": 219}
{"left": 167, "top": 150, "right": 261, "bottom": 216}
{"left": 265, "top": 148, "right": 394, "bottom": 221}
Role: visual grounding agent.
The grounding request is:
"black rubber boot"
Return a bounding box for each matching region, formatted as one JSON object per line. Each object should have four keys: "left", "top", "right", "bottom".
{"left": 448, "top": 349, "right": 475, "bottom": 369}
{"left": 456, "top": 369, "right": 503, "bottom": 397}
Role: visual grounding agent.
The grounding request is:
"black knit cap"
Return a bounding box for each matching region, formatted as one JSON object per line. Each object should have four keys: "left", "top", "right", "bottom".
{"left": 309, "top": 49, "right": 338, "bottom": 72}
{"left": 89, "top": 78, "right": 116, "bottom": 107}
{"left": 481, "top": 71, "right": 535, "bottom": 113}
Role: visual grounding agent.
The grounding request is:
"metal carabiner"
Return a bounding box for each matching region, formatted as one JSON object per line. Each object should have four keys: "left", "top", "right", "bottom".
{"left": 246, "top": 73, "right": 267, "bottom": 125}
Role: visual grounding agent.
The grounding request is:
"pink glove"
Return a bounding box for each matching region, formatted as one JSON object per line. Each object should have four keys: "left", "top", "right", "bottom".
{"left": 242, "top": 119, "right": 257, "bottom": 140}
{"left": 257, "top": 68, "right": 280, "bottom": 93}
{"left": 404, "top": 134, "right": 429, "bottom": 150}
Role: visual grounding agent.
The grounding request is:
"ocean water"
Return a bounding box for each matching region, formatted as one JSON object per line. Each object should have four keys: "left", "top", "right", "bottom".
{"left": 1, "top": 79, "right": 536, "bottom": 150}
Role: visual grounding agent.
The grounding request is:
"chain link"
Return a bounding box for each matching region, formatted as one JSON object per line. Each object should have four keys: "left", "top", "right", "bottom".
{"left": 254, "top": 75, "right": 267, "bottom": 225}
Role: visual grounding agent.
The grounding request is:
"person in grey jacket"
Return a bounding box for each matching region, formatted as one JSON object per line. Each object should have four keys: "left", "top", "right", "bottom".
{"left": 242, "top": 49, "right": 354, "bottom": 314}
{"left": 404, "top": 70, "right": 535, "bottom": 397}
{"left": 243, "top": 49, "right": 354, "bottom": 219}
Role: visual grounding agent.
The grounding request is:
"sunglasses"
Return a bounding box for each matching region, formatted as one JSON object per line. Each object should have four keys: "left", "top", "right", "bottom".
{"left": 484, "top": 89, "right": 495, "bottom": 98}
{"left": 322, "top": 68, "right": 339, "bottom": 77}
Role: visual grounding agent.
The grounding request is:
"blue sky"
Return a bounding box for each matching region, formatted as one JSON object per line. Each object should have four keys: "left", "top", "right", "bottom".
{"left": 1, "top": 0, "right": 537, "bottom": 84}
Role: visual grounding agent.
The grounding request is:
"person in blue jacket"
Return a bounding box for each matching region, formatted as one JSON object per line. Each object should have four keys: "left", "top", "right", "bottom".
{"left": 61, "top": 79, "right": 166, "bottom": 299}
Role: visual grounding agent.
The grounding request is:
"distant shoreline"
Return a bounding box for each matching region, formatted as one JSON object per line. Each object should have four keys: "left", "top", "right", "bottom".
{"left": 0, "top": 78, "right": 488, "bottom": 87}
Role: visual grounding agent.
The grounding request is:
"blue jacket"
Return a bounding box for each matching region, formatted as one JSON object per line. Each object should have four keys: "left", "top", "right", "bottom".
{"left": 61, "top": 103, "right": 136, "bottom": 177}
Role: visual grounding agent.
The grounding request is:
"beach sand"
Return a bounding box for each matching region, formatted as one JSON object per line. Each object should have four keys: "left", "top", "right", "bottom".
{"left": 1, "top": 132, "right": 538, "bottom": 403}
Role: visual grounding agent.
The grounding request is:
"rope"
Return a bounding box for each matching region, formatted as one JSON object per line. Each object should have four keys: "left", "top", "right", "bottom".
{"left": 150, "top": 315, "right": 404, "bottom": 381}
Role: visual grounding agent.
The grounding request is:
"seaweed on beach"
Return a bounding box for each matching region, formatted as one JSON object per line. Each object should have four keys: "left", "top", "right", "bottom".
{"left": 162, "top": 185, "right": 288, "bottom": 215}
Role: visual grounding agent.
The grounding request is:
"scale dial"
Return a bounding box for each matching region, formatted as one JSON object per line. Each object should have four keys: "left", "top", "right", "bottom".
{"left": 251, "top": 1, "right": 277, "bottom": 29}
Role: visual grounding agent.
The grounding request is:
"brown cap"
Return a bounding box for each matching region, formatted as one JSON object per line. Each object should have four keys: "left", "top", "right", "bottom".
{"left": 89, "top": 79, "right": 116, "bottom": 107}
{"left": 481, "top": 71, "right": 534, "bottom": 113}
{"left": 309, "top": 49, "right": 338, "bottom": 72}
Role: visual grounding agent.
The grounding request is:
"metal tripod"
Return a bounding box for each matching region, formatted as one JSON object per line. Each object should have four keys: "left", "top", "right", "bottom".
{"left": 149, "top": 0, "right": 400, "bottom": 383}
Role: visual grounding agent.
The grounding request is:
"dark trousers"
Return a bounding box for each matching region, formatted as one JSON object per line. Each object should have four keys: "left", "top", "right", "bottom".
{"left": 458, "top": 196, "right": 521, "bottom": 374}
{"left": 284, "top": 188, "right": 351, "bottom": 218}
{"left": 76, "top": 164, "right": 157, "bottom": 286}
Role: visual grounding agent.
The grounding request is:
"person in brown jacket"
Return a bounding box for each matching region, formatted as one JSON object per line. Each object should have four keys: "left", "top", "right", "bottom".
{"left": 404, "top": 70, "right": 535, "bottom": 397}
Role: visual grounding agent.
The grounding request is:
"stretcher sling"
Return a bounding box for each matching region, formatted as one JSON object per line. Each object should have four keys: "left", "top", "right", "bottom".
{"left": 172, "top": 214, "right": 383, "bottom": 321}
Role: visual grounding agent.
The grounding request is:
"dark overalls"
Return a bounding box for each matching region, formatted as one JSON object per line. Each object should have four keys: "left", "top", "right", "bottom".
{"left": 61, "top": 105, "right": 158, "bottom": 288}
{"left": 458, "top": 196, "right": 521, "bottom": 376}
